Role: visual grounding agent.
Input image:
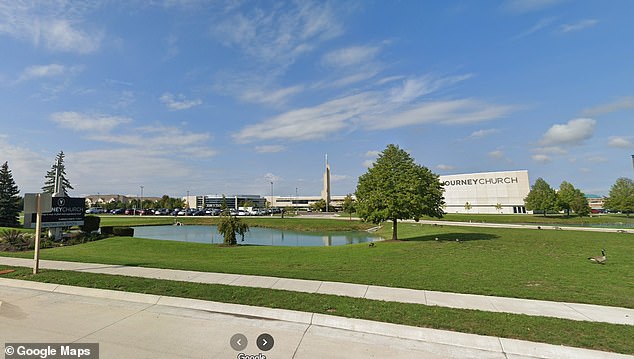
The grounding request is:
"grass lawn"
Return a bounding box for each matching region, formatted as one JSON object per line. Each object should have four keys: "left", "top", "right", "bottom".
{"left": 97, "top": 215, "right": 373, "bottom": 231}
{"left": 425, "top": 213, "right": 634, "bottom": 226}
{"left": 2, "top": 220, "right": 632, "bottom": 308}
{"left": 1, "top": 266, "right": 632, "bottom": 355}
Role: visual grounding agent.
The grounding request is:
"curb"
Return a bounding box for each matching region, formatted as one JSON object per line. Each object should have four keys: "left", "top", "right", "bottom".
{"left": 1, "top": 278, "right": 632, "bottom": 359}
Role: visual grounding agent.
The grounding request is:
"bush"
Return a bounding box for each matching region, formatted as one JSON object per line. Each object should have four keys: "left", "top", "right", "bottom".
{"left": 100, "top": 226, "right": 114, "bottom": 235}
{"left": 80, "top": 215, "right": 101, "bottom": 233}
{"left": 0, "top": 229, "right": 34, "bottom": 251}
{"left": 113, "top": 227, "right": 134, "bottom": 237}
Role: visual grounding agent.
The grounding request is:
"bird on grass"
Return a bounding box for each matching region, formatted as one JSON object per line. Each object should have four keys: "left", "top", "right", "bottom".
{"left": 368, "top": 242, "right": 375, "bottom": 248}
{"left": 588, "top": 249, "right": 606, "bottom": 264}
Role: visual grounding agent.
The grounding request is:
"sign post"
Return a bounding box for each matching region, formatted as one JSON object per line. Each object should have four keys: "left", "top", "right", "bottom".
{"left": 24, "top": 193, "right": 52, "bottom": 274}
{"left": 33, "top": 194, "right": 42, "bottom": 274}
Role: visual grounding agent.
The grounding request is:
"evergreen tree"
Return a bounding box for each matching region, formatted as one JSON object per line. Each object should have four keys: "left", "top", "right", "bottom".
{"left": 42, "top": 151, "right": 74, "bottom": 195}
{"left": 0, "top": 161, "right": 21, "bottom": 227}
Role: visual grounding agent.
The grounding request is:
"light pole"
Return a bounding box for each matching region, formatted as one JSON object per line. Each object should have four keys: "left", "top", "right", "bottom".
{"left": 140, "top": 186, "right": 144, "bottom": 212}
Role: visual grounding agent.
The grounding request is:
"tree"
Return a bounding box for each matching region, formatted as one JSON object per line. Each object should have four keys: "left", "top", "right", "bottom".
{"left": 495, "top": 203, "right": 502, "bottom": 214}
{"left": 217, "top": 211, "right": 249, "bottom": 245}
{"left": 42, "top": 151, "right": 74, "bottom": 195}
{"left": 570, "top": 190, "right": 591, "bottom": 217}
{"left": 556, "top": 181, "right": 575, "bottom": 216}
{"left": 524, "top": 177, "right": 557, "bottom": 216}
{"left": 355, "top": 144, "right": 444, "bottom": 240}
{"left": 604, "top": 177, "right": 634, "bottom": 217}
{"left": 0, "top": 162, "right": 21, "bottom": 227}
{"left": 342, "top": 194, "right": 356, "bottom": 220}
{"left": 464, "top": 202, "right": 472, "bottom": 212}
{"left": 310, "top": 199, "right": 326, "bottom": 212}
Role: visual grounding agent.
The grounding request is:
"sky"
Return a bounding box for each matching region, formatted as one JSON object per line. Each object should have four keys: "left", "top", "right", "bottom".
{"left": 1, "top": 0, "right": 633, "bottom": 199}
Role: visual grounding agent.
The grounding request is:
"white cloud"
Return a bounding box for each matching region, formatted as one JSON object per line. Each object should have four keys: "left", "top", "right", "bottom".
{"left": 255, "top": 145, "right": 286, "bottom": 153}
{"left": 469, "top": 128, "right": 500, "bottom": 139}
{"left": 362, "top": 159, "right": 375, "bottom": 168}
{"left": 532, "top": 154, "right": 551, "bottom": 163}
{"left": 560, "top": 19, "right": 598, "bottom": 33}
{"left": 241, "top": 85, "right": 304, "bottom": 107}
{"left": 160, "top": 93, "right": 203, "bottom": 110}
{"left": 365, "top": 150, "right": 380, "bottom": 157}
{"left": 0, "top": 137, "right": 50, "bottom": 193}
{"left": 369, "top": 99, "right": 512, "bottom": 130}
{"left": 0, "top": 3, "right": 103, "bottom": 54}
{"left": 436, "top": 164, "right": 455, "bottom": 171}
{"left": 583, "top": 96, "right": 634, "bottom": 116}
{"left": 212, "top": 1, "right": 342, "bottom": 66}
{"left": 234, "top": 74, "right": 512, "bottom": 143}
{"left": 539, "top": 118, "right": 596, "bottom": 147}
{"left": 322, "top": 45, "right": 380, "bottom": 67}
{"left": 89, "top": 125, "right": 212, "bottom": 151}
{"left": 264, "top": 173, "right": 282, "bottom": 183}
{"left": 514, "top": 17, "right": 556, "bottom": 39}
{"left": 18, "top": 64, "right": 66, "bottom": 81}
{"left": 488, "top": 150, "right": 505, "bottom": 159}
{"left": 608, "top": 136, "right": 634, "bottom": 148}
{"left": 50, "top": 112, "right": 132, "bottom": 132}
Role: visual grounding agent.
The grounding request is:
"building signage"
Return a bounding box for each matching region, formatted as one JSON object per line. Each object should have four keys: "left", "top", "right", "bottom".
{"left": 443, "top": 177, "right": 519, "bottom": 187}
{"left": 28, "top": 197, "right": 85, "bottom": 228}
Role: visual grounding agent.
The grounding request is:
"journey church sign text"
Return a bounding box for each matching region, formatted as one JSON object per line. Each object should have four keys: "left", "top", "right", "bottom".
{"left": 442, "top": 176, "right": 519, "bottom": 187}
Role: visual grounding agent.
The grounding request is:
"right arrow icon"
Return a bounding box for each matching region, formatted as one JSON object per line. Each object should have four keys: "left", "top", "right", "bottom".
{"left": 257, "top": 333, "right": 274, "bottom": 351}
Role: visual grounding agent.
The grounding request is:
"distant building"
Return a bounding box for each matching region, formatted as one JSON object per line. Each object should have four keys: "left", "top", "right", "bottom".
{"left": 189, "top": 195, "right": 266, "bottom": 210}
{"left": 439, "top": 170, "right": 531, "bottom": 214}
{"left": 586, "top": 194, "right": 606, "bottom": 212}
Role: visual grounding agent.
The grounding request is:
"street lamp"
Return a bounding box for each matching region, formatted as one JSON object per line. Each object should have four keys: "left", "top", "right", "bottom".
{"left": 140, "top": 185, "right": 144, "bottom": 211}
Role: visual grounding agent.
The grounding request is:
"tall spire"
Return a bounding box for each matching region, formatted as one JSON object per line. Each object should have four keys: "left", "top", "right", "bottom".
{"left": 322, "top": 154, "right": 331, "bottom": 211}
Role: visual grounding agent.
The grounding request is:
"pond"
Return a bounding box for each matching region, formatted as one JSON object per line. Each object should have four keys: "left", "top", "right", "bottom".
{"left": 132, "top": 225, "right": 380, "bottom": 247}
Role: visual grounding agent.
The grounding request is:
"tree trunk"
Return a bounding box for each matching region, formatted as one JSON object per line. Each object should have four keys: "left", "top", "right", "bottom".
{"left": 392, "top": 218, "right": 398, "bottom": 240}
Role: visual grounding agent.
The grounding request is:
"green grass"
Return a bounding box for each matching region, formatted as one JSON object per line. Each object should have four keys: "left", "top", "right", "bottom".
{"left": 97, "top": 215, "right": 372, "bottom": 231}
{"left": 426, "top": 213, "right": 634, "bottom": 226}
{"left": 3, "top": 221, "right": 633, "bottom": 308}
{"left": 1, "top": 266, "right": 632, "bottom": 355}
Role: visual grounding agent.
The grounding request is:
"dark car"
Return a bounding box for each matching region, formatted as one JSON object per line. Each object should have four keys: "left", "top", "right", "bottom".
{"left": 112, "top": 208, "right": 125, "bottom": 215}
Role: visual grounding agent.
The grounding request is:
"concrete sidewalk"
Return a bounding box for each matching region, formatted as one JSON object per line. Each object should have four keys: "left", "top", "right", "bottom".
{"left": 1, "top": 280, "right": 632, "bottom": 359}
{"left": 1, "top": 256, "right": 632, "bottom": 326}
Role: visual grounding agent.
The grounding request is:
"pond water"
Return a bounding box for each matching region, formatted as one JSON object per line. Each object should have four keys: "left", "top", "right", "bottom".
{"left": 132, "top": 225, "right": 380, "bottom": 246}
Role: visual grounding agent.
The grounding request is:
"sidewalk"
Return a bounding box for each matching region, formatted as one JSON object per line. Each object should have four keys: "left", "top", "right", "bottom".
{"left": 1, "top": 280, "right": 633, "bottom": 359}
{"left": 1, "top": 256, "right": 632, "bottom": 326}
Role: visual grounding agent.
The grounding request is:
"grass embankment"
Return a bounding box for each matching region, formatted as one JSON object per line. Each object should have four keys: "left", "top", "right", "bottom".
{"left": 432, "top": 213, "right": 634, "bottom": 226}
{"left": 98, "top": 215, "right": 372, "bottom": 231}
{"left": 1, "top": 265, "right": 632, "bottom": 355}
{"left": 2, "top": 221, "right": 632, "bottom": 308}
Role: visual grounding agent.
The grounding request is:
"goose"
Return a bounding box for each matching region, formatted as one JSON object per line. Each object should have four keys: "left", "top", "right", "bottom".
{"left": 368, "top": 242, "right": 375, "bottom": 248}
{"left": 588, "top": 249, "right": 606, "bottom": 264}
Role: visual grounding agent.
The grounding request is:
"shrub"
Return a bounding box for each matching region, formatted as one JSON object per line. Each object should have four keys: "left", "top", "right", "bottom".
{"left": 80, "top": 215, "right": 101, "bottom": 233}
{"left": 0, "top": 229, "right": 34, "bottom": 251}
{"left": 113, "top": 227, "right": 134, "bottom": 237}
{"left": 100, "top": 226, "right": 114, "bottom": 235}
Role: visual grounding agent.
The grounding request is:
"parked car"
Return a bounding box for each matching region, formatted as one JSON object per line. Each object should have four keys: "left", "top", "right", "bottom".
{"left": 86, "top": 207, "right": 105, "bottom": 214}
{"left": 111, "top": 208, "right": 125, "bottom": 215}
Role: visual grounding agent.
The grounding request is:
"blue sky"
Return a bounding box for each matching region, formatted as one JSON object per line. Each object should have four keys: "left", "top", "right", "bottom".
{"left": 1, "top": 0, "right": 633, "bottom": 198}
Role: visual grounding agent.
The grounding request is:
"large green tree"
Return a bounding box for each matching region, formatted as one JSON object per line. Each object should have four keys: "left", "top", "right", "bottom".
{"left": 555, "top": 181, "right": 590, "bottom": 217}
{"left": 355, "top": 144, "right": 444, "bottom": 240}
{"left": 0, "top": 161, "right": 21, "bottom": 227}
{"left": 604, "top": 177, "right": 634, "bottom": 216}
{"left": 524, "top": 177, "right": 557, "bottom": 216}
{"left": 42, "top": 151, "right": 74, "bottom": 195}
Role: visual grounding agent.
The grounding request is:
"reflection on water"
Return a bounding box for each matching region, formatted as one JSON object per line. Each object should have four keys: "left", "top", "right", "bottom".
{"left": 132, "top": 225, "right": 379, "bottom": 247}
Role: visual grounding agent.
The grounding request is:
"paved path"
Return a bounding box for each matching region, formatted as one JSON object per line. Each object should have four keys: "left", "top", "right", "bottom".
{"left": 1, "top": 257, "right": 632, "bottom": 326}
{"left": 1, "top": 280, "right": 632, "bottom": 359}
